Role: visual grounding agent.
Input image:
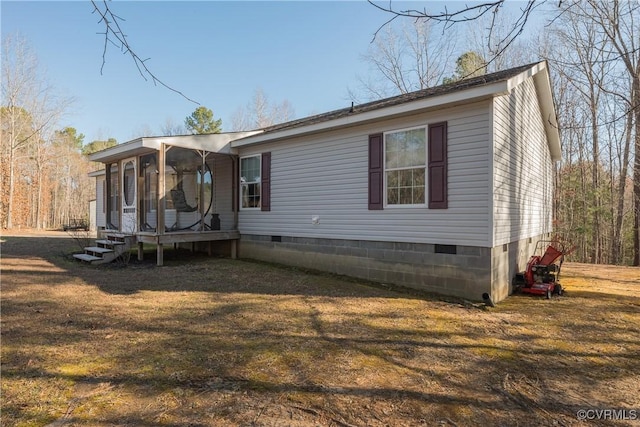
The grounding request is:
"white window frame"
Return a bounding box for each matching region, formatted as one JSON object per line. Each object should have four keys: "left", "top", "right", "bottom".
{"left": 383, "top": 125, "right": 428, "bottom": 208}
{"left": 240, "top": 154, "right": 261, "bottom": 210}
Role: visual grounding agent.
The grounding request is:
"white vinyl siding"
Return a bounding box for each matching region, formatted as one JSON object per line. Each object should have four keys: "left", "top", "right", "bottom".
{"left": 212, "top": 155, "right": 234, "bottom": 231}
{"left": 493, "top": 77, "right": 554, "bottom": 246}
{"left": 96, "top": 176, "right": 106, "bottom": 228}
{"left": 238, "top": 102, "right": 492, "bottom": 246}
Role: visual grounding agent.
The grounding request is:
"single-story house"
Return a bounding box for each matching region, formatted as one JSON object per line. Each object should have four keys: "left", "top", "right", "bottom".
{"left": 88, "top": 60, "right": 560, "bottom": 303}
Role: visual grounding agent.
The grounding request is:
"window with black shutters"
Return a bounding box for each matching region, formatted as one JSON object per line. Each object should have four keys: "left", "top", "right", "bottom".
{"left": 368, "top": 121, "right": 448, "bottom": 210}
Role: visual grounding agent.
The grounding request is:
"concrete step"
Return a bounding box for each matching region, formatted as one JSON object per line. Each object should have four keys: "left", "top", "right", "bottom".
{"left": 96, "top": 239, "right": 125, "bottom": 246}
{"left": 73, "top": 253, "right": 103, "bottom": 263}
{"left": 84, "top": 246, "right": 114, "bottom": 255}
{"left": 106, "top": 233, "right": 132, "bottom": 239}
{"left": 105, "top": 233, "right": 136, "bottom": 244}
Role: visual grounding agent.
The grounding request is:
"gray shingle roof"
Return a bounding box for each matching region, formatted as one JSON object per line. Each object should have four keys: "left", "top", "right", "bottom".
{"left": 261, "top": 62, "right": 539, "bottom": 134}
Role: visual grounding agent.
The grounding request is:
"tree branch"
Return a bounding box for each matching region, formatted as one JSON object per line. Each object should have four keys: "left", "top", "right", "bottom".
{"left": 369, "top": 0, "right": 542, "bottom": 79}
{"left": 90, "top": 0, "right": 199, "bottom": 105}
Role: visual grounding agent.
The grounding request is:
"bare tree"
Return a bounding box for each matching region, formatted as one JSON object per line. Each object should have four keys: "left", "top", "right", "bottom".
{"left": 369, "top": 0, "right": 542, "bottom": 73}
{"left": 1, "top": 34, "right": 72, "bottom": 229}
{"left": 160, "top": 117, "right": 185, "bottom": 136}
{"left": 350, "top": 19, "right": 456, "bottom": 100}
{"left": 230, "top": 88, "right": 295, "bottom": 131}
{"left": 568, "top": 0, "right": 640, "bottom": 265}
{"left": 542, "top": 0, "right": 639, "bottom": 265}
{"left": 466, "top": 8, "right": 540, "bottom": 73}
{"left": 551, "top": 5, "right": 616, "bottom": 263}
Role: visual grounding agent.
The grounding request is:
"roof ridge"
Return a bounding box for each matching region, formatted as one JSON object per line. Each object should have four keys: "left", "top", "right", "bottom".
{"left": 260, "top": 61, "right": 542, "bottom": 134}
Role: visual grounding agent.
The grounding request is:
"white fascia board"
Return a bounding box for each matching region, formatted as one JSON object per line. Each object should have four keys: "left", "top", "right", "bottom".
{"left": 88, "top": 138, "right": 160, "bottom": 163}
{"left": 88, "top": 169, "right": 106, "bottom": 177}
{"left": 506, "top": 61, "right": 561, "bottom": 162}
{"left": 506, "top": 61, "right": 544, "bottom": 92}
{"left": 162, "top": 131, "right": 261, "bottom": 154}
{"left": 533, "top": 68, "right": 562, "bottom": 162}
{"left": 89, "top": 131, "right": 263, "bottom": 163}
{"left": 230, "top": 82, "right": 509, "bottom": 148}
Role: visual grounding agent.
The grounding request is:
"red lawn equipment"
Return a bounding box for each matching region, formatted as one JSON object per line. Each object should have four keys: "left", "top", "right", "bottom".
{"left": 513, "top": 240, "right": 572, "bottom": 299}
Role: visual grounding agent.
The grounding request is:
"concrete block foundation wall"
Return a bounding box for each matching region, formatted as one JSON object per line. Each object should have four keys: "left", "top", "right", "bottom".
{"left": 239, "top": 235, "right": 496, "bottom": 301}
{"left": 491, "top": 233, "right": 552, "bottom": 302}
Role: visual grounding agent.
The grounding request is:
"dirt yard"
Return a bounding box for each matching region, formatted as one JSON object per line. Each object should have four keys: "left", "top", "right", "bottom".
{"left": 1, "top": 230, "right": 639, "bottom": 426}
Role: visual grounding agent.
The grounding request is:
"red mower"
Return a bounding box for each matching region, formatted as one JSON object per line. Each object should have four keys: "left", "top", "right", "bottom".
{"left": 513, "top": 240, "right": 572, "bottom": 299}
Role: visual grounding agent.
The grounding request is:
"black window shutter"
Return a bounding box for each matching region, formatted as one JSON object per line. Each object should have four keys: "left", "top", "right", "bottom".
{"left": 368, "top": 133, "right": 383, "bottom": 210}
{"left": 428, "top": 122, "right": 448, "bottom": 209}
{"left": 261, "top": 152, "right": 271, "bottom": 211}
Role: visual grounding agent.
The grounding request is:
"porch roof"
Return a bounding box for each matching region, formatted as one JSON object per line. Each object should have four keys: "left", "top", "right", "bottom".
{"left": 88, "top": 131, "right": 261, "bottom": 164}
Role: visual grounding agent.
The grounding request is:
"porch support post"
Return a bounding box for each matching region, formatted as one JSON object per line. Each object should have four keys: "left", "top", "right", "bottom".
{"left": 231, "top": 239, "right": 237, "bottom": 259}
{"left": 137, "top": 158, "right": 144, "bottom": 231}
{"left": 199, "top": 150, "right": 206, "bottom": 231}
{"left": 117, "top": 159, "right": 123, "bottom": 231}
{"left": 157, "top": 243, "right": 164, "bottom": 266}
{"left": 105, "top": 163, "right": 112, "bottom": 229}
{"left": 231, "top": 155, "right": 239, "bottom": 230}
{"left": 157, "top": 144, "right": 166, "bottom": 267}
{"left": 138, "top": 242, "right": 144, "bottom": 261}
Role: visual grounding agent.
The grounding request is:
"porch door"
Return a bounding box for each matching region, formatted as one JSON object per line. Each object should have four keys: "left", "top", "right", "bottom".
{"left": 121, "top": 157, "right": 137, "bottom": 233}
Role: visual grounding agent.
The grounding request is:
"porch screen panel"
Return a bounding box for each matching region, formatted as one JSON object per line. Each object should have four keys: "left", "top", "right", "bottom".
{"left": 109, "top": 164, "right": 119, "bottom": 228}
{"left": 141, "top": 154, "right": 158, "bottom": 230}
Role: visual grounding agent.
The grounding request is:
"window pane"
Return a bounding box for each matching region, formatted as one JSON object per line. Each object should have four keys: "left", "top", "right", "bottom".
{"left": 413, "top": 186, "right": 425, "bottom": 204}
{"left": 384, "top": 128, "right": 427, "bottom": 206}
{"left": 399, "top": 187, "right": 412, "bottom": 204}
{"left": 241, "top": 156, "right": 261, "bottom": 182}
{"left": 387, "top": 188, "right": 399, "bottom": 205}
{"left": 387, "top": 170, "right": 399, "bottom": 188}
{"left": 399, "top": 169, "right": 412, "bottom": 187}
{"left": 413, "top": 168, "right": 425, "bottom": 187}
{"left": 386, "top": 128, "right": 426, "bottom": 168}
{"left": 242, "top": 183, "right": 261, "bottom": 208}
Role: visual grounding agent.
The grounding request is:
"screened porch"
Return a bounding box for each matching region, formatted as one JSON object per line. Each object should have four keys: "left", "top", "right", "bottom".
{"left": 90, "top": 133, "right": 259, "bottom": 265}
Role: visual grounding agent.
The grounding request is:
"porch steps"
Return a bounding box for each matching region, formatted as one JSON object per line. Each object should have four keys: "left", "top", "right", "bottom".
{"left": 73, "top": 253, "right": 103, "bottom": 263}
{"left": 96, "top": 239, "right": 125, "bottom": 247}
{"left": 84, "top": 246, "right": 114, "bottom": 255}
{"left": 73, "top": 233, "right": 136, "bottom": 265}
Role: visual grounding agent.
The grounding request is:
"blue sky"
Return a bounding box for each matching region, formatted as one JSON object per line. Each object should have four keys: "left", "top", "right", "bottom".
{"left": 2, "top": 1, "right": 543, "bottom": 145}
{"left": 2, "top": 1, "right": 404, "bottom": 143}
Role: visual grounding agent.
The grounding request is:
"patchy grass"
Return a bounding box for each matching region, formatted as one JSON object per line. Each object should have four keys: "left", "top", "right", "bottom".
{"left": 1, "top": 230, "right": 639, "bottom": 426}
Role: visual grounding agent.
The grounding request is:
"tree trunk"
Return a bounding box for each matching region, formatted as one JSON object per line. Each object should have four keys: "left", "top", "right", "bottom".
{"left": 612, "top": 113, "right": 632, "bottom": 263}
{"left": 7, "top": 144, "right": 15, "bottom": 229}
{"left": 634, "top": 76, "right": 640, "bottom": 266}
{"left": 590, "top": 97, "right": 601, "bottom": 263}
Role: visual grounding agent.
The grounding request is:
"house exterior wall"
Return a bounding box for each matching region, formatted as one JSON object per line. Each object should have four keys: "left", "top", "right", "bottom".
{"left": 237, "top": 101, "right": 493, "bottom": 247}
{"left": 490, "top": 77, "right": 555, "bottom": 300}
{"left": 96, "top": 175, "right": 106, "bottom": 229}
{"left": 490, "top": 232, "right": 552, "bottom": 302}
{"left": 240, "top": 234, "right": 492, "bottom": 300}
{"left": 89, "top": 200, "right": 96, "bottom": 232}
{"left": 236, "top": 101, "right": 497, "bottom": 301}
{"left": 212, "top": 155, "right": 235, "bottom": 231}
{"left": 492, "top": 77, "right": 554, "bottom": 247}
